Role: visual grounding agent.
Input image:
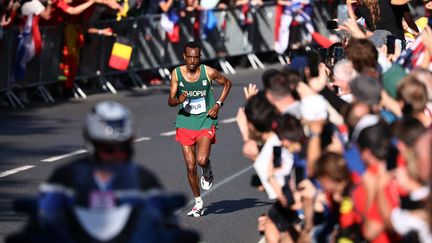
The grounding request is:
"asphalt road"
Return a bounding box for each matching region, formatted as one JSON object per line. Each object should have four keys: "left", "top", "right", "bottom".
{"left": 0, "top": 64, "right": 281, "bottom": 243}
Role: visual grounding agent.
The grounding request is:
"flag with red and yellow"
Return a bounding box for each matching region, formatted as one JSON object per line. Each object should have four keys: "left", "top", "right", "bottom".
{"left": 109, "top": 42, "right": 133, "bottom": 71}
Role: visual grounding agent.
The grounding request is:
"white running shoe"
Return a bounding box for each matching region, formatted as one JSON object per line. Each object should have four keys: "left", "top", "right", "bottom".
{"left": 187, "top": 204, "right": 204, "bottom": 217}
{"left": 200, "top": 163, "right": 213, "bottom": 191}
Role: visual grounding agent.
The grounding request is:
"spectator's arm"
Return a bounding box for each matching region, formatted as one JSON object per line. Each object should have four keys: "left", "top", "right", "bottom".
{"left": 402, "top": 11, "right": 419, "bottom": 35}
{"left": 1, "top": 1, "right": 20, "bottom": 28}
{"left": 65, "top": 0, "right": 95, "bottom": 15}
{"left": 87, "top": 27, "right": 114, "bottom": 36}
{"left": 236, "top": 0, "right": 249, "bottom": 5}
{"left": 298, "top": 180, "right": 317, "bottom": 233}
{"left": 346, "top": 0, "right": 357, "bottom": 20}
{"left": 267, "top": 160, "right": 289, "bottom": 207}
{"left": 0, "top": 14, "right": 11, "bottom": 27}
{"left": 319, "top": 87, "right": 349, "bottom": 113}
{"left": 421, "top": 26, "right": 432, "bottom": 69}
{"left": 339, "top": 18, "right": 367, "bottom": 39}
{"left": 39, "top": 1, "right": 52, "bottom": 20}
{"left": 277, "top": 0, "right": 292, "bottom": 6}
{"left": 305, "top": 120, "right": 324, "bottom": 177}
{"left": 236, "top": 108, "right": 250, "bottom": 142}
{"left": 376, "top": 172, "right": 394, "bottom": 230}
{"left": 159, "top": 0, "right": 173, "bottom": 12}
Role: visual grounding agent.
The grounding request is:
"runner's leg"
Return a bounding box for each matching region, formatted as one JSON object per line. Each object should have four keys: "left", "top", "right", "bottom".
{"left": 196, "top": 136, "right": 212, "bottom": 168}
{"left": 181, "top": 145, "right": 200, "bottom": 197}
{"left": 197, "top": 136, "right": 213, "bottom": 190}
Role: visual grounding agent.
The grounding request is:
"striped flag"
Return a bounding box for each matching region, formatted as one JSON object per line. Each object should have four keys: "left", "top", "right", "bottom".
{"left": 13, "top": 15, "right": 42, "bottom": 81}
{"left": 274, "top": 4, "right": 293, "bottom": 54}
{"left": 109, "top": 42, "right": 133, "bottom": 71}
{"left": 160, "top": 11, "right": 180, "bottom": 43}
{"left": 200, "top": 10, "right": 218, "bottom": 40}
{"left": 396, "top": 37, "right": 426, "bottom": 71}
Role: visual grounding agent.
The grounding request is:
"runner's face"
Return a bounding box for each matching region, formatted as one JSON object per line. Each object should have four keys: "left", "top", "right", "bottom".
{"left": 184, "top": 47, "right": 201, "bottom": 71}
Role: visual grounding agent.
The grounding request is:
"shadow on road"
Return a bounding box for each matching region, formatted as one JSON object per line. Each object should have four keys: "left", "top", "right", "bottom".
{"left": 204, "top": 198, "right": 271, "bottom": 215}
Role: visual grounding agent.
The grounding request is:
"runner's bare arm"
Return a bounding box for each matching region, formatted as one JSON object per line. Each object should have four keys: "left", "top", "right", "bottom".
{"left": 206, "top": 66, "right": 232, "bottom": 104}
{"left": 206, "top": 66, "right": 232, "bottom": 118}
{"left": 168, "top": 69, "right": 187, "bottom": 106}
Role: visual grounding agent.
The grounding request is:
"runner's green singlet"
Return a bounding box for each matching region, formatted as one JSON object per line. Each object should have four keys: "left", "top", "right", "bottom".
{"left": 175, "top": 64, "right": 218, "bottom": 130}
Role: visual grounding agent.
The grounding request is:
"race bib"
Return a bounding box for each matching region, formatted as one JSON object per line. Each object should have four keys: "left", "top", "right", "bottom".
{"left": 90, "top": 191, "right": 115, "bottom": 209}
{"left": 183, "top": 97, "right": 206, "bottom": 115}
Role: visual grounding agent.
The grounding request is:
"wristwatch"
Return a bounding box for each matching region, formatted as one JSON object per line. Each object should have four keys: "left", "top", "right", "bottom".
{"left": 216, "top": 100, "right": 223, "bottom": 107}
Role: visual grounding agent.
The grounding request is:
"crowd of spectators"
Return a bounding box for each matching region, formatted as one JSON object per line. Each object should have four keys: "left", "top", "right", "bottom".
{"left": 237, "top": 1, "right": 432, "bottom": 242}
{"left": 0, "top": 0, "right": 276, "bottom": 91}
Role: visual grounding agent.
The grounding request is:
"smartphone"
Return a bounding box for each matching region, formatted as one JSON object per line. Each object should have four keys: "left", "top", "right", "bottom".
{"left": 337, "top": 4, "right": 349, "bottom": 24}
{"left": 326, "top": 20, "right": 338, "bottom": 30}
{"left": 386, "top": 145, "right": 399, "bottom": 171}
{"left": 273, "top": 146, "right": 282, "bottom": 168}
{"left": 333, "top": 47, "right": 344, "bottom": 64}
{"left": 386, "top": 35, "right": 396, "bottom": 55}
{"left": 282, "top": 185, "right": 295, "bottom": 206}
{"left": 318, "top": 48, "right": 328, "bottom": 63}
{"left": 294, "top": 166, "right": 306, "bottom": 186}
{"left": 307, "top": 50, "right": 320, "bottom": 78}
{"left": 250, "top": 174, "right": 262, "bottom": 187}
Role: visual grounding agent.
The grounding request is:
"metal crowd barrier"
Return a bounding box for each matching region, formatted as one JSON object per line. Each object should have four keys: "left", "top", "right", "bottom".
{"left": 0, "top": 30, "right": 23, "bottom": 108}
{"left": 0, "top": 3, "right": 330, "bottom": 107}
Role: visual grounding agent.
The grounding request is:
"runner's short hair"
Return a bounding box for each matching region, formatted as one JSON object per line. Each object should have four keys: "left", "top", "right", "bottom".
{"left": 184, "top": 41, "right": 201, "bottom": 53}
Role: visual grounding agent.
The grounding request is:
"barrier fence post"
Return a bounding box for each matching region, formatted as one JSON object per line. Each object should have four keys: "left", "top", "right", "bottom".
{"left": 36, "top": 26, "right": 55, "bottom": 103}
{"left": 1, "top": 30, "right": 25, "bottom": 108}
{"left": 97, "top": 27, "right": 117, "bottom": 94}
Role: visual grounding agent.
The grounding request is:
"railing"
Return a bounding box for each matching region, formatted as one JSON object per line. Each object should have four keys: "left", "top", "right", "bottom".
{"left": 0, "top": 3, "right": 331, "bottom": 107}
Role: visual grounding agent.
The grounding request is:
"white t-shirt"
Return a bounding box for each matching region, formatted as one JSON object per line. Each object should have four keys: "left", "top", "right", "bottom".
{"left": 253, "top": 134, "right": 294, "bottom": 200}
{"left": 391, "top": 207, "right": 432, "bottom": 243}
{"left": 21, "top": 0, "right": 45, "bottom": 16}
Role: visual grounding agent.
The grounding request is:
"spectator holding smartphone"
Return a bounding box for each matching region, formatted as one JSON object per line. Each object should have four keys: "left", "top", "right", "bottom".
{"left": 350, "top": 0, "right": 419, "bottom": 46}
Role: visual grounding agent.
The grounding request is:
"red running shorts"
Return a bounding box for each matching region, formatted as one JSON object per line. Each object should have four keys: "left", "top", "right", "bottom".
{"left": 175, "top": 126, "right": 216, "bottom": 146}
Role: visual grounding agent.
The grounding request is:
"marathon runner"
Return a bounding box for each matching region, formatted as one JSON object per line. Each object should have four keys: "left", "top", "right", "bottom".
{"left": 168, "top": 41, "right": 232, "bottom": 217}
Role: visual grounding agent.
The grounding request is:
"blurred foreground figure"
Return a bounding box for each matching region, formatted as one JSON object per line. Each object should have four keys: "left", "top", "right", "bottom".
{"left": 7, "top": 101, "right": 199, "bottom": 243}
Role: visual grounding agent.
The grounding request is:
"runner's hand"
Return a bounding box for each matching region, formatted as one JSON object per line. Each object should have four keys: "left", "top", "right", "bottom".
{"left": 207, "top": 104, "right": 220, "bottom": 118}
{"left": 178, "top": 92, "right": 187, "bottom": 103}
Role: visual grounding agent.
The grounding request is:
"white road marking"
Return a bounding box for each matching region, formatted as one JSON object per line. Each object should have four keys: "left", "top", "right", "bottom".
{"left": 160, "top": 130, "right": 176, "bottom": 136}
{"left": 134, "top": 137, "right": 151, "bottom": 142}
{"left": 221, "top": 117, "right": 237, "bottom": 124}
{"left": 0, "top": 165, "right": 35, "bottom": 178}
{"left": 176, "top": 165, "right": 253, "bottom": 215}
{"left": 41, "top": 149, "right": 87, "bottom": 162}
